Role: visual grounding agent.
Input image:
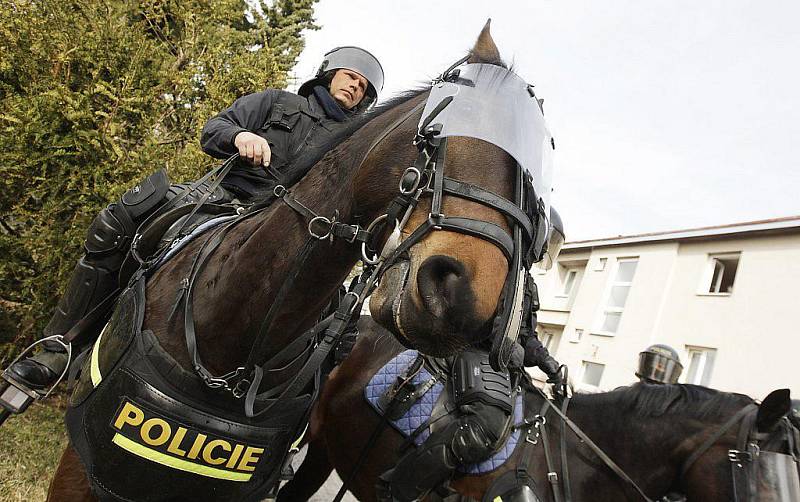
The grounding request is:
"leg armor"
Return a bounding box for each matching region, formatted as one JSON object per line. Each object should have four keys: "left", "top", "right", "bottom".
{"left": 377, "top": 404, "right": 510, "bottom": 502}
{"left": 378, "top": 350, "right": 512, "bottom": 501}
{"left": 45, "top": 169, "right": 171, "bottom": 338}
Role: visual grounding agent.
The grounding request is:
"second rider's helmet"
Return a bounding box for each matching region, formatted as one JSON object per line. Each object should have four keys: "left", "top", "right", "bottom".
{"left": 636, "top": 344, "right": 683, "bottom": 384}
{"left": 298, "top": 46, "right": 385, "bottom": 111}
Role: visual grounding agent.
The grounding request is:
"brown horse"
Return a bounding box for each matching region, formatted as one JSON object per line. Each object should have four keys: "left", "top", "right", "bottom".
{"left": 45, "top": 23, "right": 523, "bottom": 502}
{"left": 280, "top": 318, "right": 797, "bottom": 501}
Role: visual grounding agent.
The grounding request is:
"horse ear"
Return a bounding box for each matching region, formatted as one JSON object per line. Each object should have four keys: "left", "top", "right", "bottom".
{"left": 756, "top": 389, "right": 791, "bottom": 432}
{"left": 468, "top": 19, "right": 504, "bottom": 66}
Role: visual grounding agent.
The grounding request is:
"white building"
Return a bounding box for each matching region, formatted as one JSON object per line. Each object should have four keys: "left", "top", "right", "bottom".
{"left": 533, "top": 216, "right": 800, "bottom": 401}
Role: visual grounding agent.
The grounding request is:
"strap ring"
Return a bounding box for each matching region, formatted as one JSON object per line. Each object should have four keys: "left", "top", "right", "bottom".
{"left": 399, "top": 167, "right": 421, "bottom": 195}
{"left": 308, "top": 216, "right": 333, "bottom": 240}
{"left": 361, "top": 214, "right": 388, "bottom": 265}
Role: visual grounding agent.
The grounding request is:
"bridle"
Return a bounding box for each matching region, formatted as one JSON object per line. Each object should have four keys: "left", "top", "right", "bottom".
{"left": 361, "top": 58, "right": 554, "bottom": 372}
{"left": 524, "top": 392, "right": 800, "bottom": 502}
{"left": 679, "top": 403, "right": 800, "bottom": 502}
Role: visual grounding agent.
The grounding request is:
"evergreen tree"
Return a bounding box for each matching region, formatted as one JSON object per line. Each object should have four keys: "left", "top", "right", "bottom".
{"left": 0, "top": 0, "right": 318, "bottom": 360}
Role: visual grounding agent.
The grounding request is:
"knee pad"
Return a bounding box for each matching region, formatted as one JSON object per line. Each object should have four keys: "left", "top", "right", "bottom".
{"left": 85, "top": 205, "right": 131, "bottom": 255}
{"left": 85, "top": 169, "right": 172, "bottom": 255}
{"left": 450, "top": 418, "right": 496, "bottom": 464}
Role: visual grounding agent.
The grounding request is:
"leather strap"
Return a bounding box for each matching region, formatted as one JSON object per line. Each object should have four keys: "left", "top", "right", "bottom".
{"left": 539, "top": 400, "right": 564, "bottom": 502}
{"left": 560, "top": 396, "right": 573, "bottom": 502}
{"left": 535, "top": 388, "right": 657, "bottom": 502}
{"left": 441, "top": 178, "right": 534, "bottom": 243}
{"left": 679, "top": 404, "right": 757, "bottom": 479}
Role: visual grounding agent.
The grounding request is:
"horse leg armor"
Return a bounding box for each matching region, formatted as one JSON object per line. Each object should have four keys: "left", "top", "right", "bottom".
{"left": 5, "top": 170, "right": 172, "bottom": 390}
{"left": 377, "top": 349, "right": 513, "bottom": 502}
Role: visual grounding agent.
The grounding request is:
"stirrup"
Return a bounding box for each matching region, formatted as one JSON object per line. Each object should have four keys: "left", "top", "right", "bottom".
{"left": 0, "top": 335, "right": 72, "bottom": 425}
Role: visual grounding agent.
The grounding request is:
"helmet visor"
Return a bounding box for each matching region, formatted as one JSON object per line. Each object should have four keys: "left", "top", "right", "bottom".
{"left": 636, "top": 352, "right": 683, "bottom": 384}
{"left": 537, "top": 223, "right": 564, "bottom": 271}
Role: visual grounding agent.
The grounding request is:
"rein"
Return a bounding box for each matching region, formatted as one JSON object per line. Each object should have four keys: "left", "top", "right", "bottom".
{"left": 523, "top": 384, "right": 657, "bottom": 502}
{"left": 171, "top": 94, "right": 430, "bottom": 409}
{"left": 679, "top": 403, "right": 758, "bottom": 479}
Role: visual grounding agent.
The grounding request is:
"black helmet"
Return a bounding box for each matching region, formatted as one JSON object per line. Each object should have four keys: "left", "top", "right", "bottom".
{"left": 636, "top": 344, "right": 683, "bottom": 384}
{"left": 298, "top": 46, "right": 384, "bottom": 110}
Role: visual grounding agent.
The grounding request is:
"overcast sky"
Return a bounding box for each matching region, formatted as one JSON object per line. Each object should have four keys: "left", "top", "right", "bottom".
{"left": 291, "top": 1, "right": 800, "bottom": 241}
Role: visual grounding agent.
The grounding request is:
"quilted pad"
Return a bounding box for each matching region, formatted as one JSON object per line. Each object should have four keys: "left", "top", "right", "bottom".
{"left": 364, "top": 350, "right": 523, "bottom": 474}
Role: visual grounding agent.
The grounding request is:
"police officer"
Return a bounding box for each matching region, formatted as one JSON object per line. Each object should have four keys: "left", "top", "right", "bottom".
{"left": 3, "top": 46, "right": 384, "bottom": 397}
{"left": 635, "top": 344, "right": 687, "bottom": 502}
{"left": 635, "top": 344, "right": 683, "bottom": 385}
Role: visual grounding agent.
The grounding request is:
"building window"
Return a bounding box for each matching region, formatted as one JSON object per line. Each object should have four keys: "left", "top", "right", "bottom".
{"left": 704, "top": 253, "right": 740, "bottom": 294}
{"left": 539, "top": 331, "right": 559, "bottom": 353}
{"left": 684, "top": 347, "right": 717, "bottom": 386}
{"left": 569, "top": 328, "right": 584, "bottom": 343}
{"left": 559, "top": 269, "right": 578, "bottom": 297}
{"left": 581, "top": 361, "right": 605, "bottom": 387}
{"left": 540, "top": 331, "right": 553, "bottom": 351}
{"left": 594, "top": 257, "right": 607, "bottom": 271}
{"left": 597, "top": 258, "right": 638, "bottom": 334}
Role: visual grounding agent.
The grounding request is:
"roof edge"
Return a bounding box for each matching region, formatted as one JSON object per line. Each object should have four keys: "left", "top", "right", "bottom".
{"left": 564, "top": 215, "right": 800, "bottom": 250}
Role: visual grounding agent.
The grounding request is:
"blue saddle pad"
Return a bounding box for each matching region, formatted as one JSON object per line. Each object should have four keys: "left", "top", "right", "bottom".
{"left": 364, "top": 350, "right": 523, "bottom": 474}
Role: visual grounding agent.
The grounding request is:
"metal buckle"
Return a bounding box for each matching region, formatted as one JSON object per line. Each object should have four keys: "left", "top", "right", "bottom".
{"left": 728, "top": 449, "right": 754, "bottom": 464}
{"left": 525, "top": 414, "right": 546, "bottom": 444}
{"left": 343, "top": 224, "right": 361, "bottom": 244}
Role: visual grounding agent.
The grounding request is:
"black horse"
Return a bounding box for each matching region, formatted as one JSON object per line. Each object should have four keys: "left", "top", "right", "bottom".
{"left": 282, "top": 318, "right": 798, "bottom": 501}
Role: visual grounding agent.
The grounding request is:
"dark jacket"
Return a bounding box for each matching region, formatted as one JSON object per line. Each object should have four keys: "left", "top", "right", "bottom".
{"left": 200, "top": 89, "right": 353, "bottom": 200}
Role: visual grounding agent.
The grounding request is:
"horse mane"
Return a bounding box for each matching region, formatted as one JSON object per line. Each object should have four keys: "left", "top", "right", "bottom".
{"left": 574, "top": 383, "right": 754, "bottom": 420}
{"left": 284, "top": 88, "right": 430, "bottom": 184}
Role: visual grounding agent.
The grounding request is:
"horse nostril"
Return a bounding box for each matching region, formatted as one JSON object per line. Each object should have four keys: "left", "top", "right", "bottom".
{"left": 416, "top": 255, "right": 469, "bottom": 319}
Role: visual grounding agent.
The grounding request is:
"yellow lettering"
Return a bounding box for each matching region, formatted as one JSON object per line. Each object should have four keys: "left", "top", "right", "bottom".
{"left": 237, "top": 446, "right": 264, "bottom": 472}
{"left": 167, "top": 426, "right": 188, "bottom": 456}
{"left": 140, "top": 418, "right": 171, "bottom": 447}
{"left": 202, "top": 439, "right": 231, "bottom": 466}
{"left": 187, "top": 433, "right": 207, "bottom": 459}
{"left": 113, "top": 402, "right": 144, "bottom": 430}
{"left": 225, "top": 444, "right": 245, "bottom": 469}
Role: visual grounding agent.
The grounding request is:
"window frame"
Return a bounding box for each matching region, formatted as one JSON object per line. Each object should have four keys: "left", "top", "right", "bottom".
{"left": 698, "top": 252, "right": 741, "bottom": 296}
{"left": 568, "top": 328, "right": 584, "bottom": 343}
{"left": 593, "top": 257, "right": 639, "bottom": 336}
{"left": 683, "top": 346, "right": 717, "bottom": 386}
{"left": 556, "top": 269, "right": 579, "bottom": 298}
{"left": 579, "top": 360, "right": 605, "bottom": 389}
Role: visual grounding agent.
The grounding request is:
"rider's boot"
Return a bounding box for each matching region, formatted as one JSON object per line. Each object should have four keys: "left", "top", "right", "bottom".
{"left": 4, "top": 195, "right": 150, "bottom": 392}
{"left": 4, "top": 170, "right": 176, "bottom": 397}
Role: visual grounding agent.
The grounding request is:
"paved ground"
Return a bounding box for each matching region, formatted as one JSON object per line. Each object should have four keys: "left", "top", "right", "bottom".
{"left": 308, "top": 470, "right": 358, "bottom": 501}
